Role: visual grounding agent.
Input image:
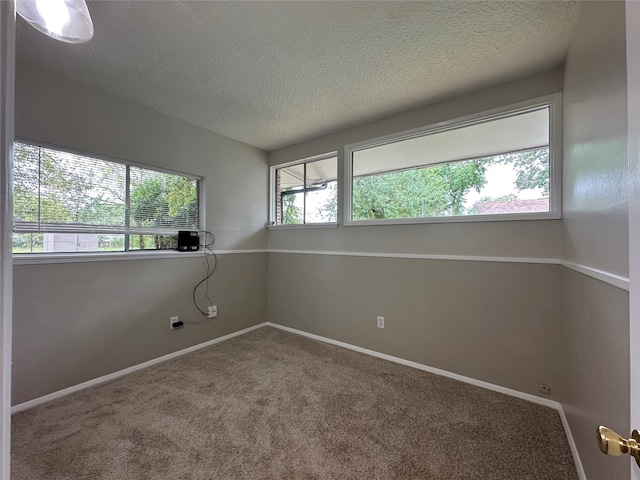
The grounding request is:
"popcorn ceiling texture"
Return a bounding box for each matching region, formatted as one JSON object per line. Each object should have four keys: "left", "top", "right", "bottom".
{"left": 16, "top": 1, "right": 579, "bottom": 150}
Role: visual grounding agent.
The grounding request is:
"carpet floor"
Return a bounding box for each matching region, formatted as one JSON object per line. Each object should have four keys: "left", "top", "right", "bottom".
{"left": 12, "top": 327, "right": 578, "bottom": 479}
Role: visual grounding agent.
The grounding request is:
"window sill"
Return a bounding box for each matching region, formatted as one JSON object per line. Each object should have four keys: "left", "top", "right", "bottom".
{"left": 267, "top": 222, "right": 339, "bottom": 230}
{"left": 13, "top": 250, "right": 208, "bottom": 266}
{"left": 344, "top": 212, "right": 560, "bottom": 226}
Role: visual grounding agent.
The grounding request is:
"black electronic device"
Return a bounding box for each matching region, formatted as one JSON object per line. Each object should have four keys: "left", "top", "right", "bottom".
{"left": 178, "top": 230, "right": 200, "bottom": 251}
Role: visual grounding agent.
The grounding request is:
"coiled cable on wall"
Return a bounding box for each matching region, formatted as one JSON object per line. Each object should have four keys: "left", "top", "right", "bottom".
{"left": 190, "top": 231, "right": 218, "bottom": 318}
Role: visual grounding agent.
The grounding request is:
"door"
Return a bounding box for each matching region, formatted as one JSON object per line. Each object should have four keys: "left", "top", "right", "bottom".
{"left": 597, "top": 2, "right": 640, "bottom": 478}
{"left": 0, "top": 2, "right": 14, "bottom": 480}
{"left": 629, "top": 0, "right": 640, "bottom": 478}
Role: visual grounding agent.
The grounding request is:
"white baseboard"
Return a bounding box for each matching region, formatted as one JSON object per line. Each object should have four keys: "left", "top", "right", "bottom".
{"left": 11, "top": 322, "right": 268, "bottom": 414}
{"left": 266, "top": 323, "right": 559, "bottom": 407}
{"left": 558, "top": 404, "right": 588, "bottom": 480}
{"left": 266, "top": 322, "right": 587, "bottom": 479}
{"left": 11, "top": 320, "right": 586, "bottom": 480}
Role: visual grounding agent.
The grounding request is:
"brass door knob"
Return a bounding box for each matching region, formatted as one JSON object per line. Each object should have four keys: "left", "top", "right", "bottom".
{"left": 597, "top": 426, "right": 640, "bottom": 466}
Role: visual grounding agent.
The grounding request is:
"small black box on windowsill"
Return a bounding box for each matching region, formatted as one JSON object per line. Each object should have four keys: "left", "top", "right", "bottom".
{"left": 177, "top": 231, "right": 199, "bottom": 251}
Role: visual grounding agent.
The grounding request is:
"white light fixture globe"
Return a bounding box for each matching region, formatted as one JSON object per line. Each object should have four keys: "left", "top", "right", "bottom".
{"left": 17, "top": 0, "right": 94, "bottom": 44}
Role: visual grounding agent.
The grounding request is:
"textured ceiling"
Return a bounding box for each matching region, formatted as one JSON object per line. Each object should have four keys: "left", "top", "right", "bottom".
{"left": 16, "top": 1, "right": 579, "bottom": 151}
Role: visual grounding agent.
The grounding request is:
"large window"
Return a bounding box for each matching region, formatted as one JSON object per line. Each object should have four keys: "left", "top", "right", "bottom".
{"left": 13, "top": 141, "right": 202, "bottom": 254}
{"left": 345, "top": 96, "right": 560, "bottom": 224}
{"left": 271, "top": 153, "right": 337, "bottom": 226}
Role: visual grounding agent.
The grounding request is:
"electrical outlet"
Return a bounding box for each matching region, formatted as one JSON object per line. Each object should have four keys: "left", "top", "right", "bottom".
{"left": 170, "top": 316, "right": 179, "bottom": 330}
{"left": 208, "top": 305, "right": 218, "bottom": 318}
{"left": 538, "top": 383, "right": 550, "bottom": 394}
{"left": 377, "top": 316, "right": 384, "bottom": 328}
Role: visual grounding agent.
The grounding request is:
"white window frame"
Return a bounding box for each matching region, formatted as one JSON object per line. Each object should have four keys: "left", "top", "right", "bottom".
{"left": 12, "top": 138, "right": 206, "bottom": 261}
{"left": 344, "top": 94, "right": 562, "bottom": 226}
{"left": 269, "top": 151, "right": 339, "bottom": 228}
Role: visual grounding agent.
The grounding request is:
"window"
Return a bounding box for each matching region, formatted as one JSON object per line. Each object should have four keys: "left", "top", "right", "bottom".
{"left": 13, "top": 141, "right": 202, "bottom": 254}
{"left": 345, "top": 96, "right": 560, "bottom": 224}
{"left": 271, "top": 153, "right": 338, "bottom": 226}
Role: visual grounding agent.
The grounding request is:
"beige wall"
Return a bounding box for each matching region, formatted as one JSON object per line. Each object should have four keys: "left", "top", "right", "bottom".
{"left": 267, "top": 13, "right": 635, "bottom": 480}
{"left": 269, "top": 221, "right": 560, "bottom": 259}
{"left": 12, "top": 7, "right": 635, "bottom": 480}
{"left": 561, "top": 3, "right": 629, "bottom": 278}
{"left": 269, "top": 66, "right": 563, "bottom": 167}
{"left": 16, "top": 61, "right": 268, "bottom": 251}
{"left": 269, "top": 68, "right": 564, "bottom": 259}
{"left": 13, "top": 253, "right": 267, "bottom": 405}
{"left": 267, "top": 15, "right": 635, "bottom": 479}
{"left": 560, "top": 268, "right": 629, "bottom": 480}
{"left": 12, "top": 62, "right": 269, "bottom": 404}
{"left": 267, "top": 70, "right": 566, "bottom": 402}
{"left": 560, "top": 2, "right": 630, "bottom": 480}
{"left": 269, "top": 253, "right": 561, "bottom": 399}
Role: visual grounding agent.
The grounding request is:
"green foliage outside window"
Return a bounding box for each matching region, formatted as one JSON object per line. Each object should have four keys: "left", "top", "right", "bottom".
{"left": 352, "top": 159, "right": 489, "bottom": 220}
{"left": 12, "top": 142, "right": 200, "bottom": 253}
{"left": 313, "top": 148, "right": 550, "bottom": 221}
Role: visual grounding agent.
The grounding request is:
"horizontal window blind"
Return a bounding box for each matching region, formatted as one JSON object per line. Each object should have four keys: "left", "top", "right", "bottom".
{"left": 13, "top": 142, "right": 201, "bottom": 253}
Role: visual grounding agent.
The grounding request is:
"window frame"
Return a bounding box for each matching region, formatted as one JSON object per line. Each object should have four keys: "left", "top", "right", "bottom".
{"left": 12, "top": 138, "right": 206, "bottom": 257}
{"left": 344, "top": 94, "right": 562, "bottom": 226}
{"left": 269, "top": 151, "right": 339, "bottom": 228}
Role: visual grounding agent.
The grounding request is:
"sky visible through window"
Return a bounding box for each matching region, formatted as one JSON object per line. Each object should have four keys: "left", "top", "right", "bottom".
{"left": 13, "top": 142, "right": 200, "bottom": 253}
{"left": 284, "top": 165, "right": 547, "bottom": 222}
{"left": 285, "top": 147, "right": 549, "bottom": 223}
{"left": 463, "top": 162, "right": 546, "bottom": 209}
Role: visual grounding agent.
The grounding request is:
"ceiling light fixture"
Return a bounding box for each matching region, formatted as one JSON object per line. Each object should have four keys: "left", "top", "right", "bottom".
{"left": 16, "top": 0, "right": 94, "bottom": 44}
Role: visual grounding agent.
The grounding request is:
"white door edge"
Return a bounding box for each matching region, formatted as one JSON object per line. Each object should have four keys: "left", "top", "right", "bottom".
{"left": 627, "top": 1, "right": 640, "bottom": 478}
{"left": 0, "top": 2, "right": 14, "bottom": 479}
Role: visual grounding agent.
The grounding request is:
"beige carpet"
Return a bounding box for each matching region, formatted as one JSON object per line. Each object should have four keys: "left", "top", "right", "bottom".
{"left": 12, "top": 327, "right": 578, "bottom": 479}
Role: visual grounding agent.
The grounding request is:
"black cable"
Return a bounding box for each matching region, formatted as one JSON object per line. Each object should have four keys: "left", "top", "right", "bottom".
{"left": 191, "top": 231, "right": 218, "bottom": 317}
{"left": 191, "top": 232, "right": 217, "bottom": 315}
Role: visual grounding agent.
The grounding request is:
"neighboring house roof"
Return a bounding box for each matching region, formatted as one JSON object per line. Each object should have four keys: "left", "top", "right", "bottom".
{"left": 474, "top": 198, "right": 549, "bottom": 214}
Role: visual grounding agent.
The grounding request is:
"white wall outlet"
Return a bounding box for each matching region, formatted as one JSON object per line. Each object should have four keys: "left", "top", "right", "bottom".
{"left": 208, "top": 305, "right": 218, "bottom": 318}
{"left": 538, "top": 383, "right": 550, "bottom": 394}
{"left": 170, "top": 316, "right": 179, "bottom": 330}
{"left": 377, "top": 316, "right": 384, "bottom": 328}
